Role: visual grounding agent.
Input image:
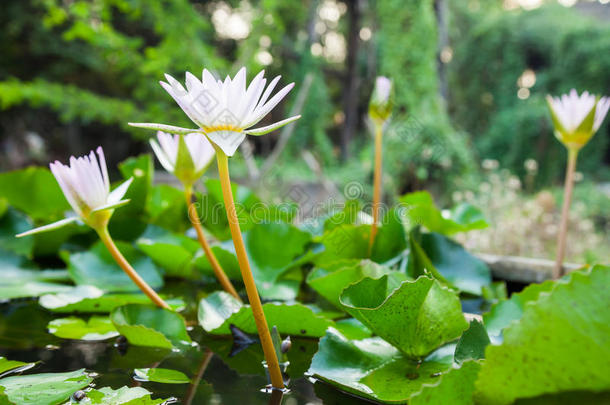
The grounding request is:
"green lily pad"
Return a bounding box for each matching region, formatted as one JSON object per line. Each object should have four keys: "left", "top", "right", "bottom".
{"left": 371, "top": 207, "right": 408, "bottom": 263}
{"left": 307, "top": 260, "right": 407, "bottom": 310}
{"left": 110, "top": 304, "right": 192, "bottom": 349}
{"left": 47, "top": 316, "right": 119, "bottom": 341}
{"left": 308, "top": 328, "right": 453, "bottom": 404}
{"left": 133, "top": 368, "right": 190, "bottom": 384}
{"left": 483, "top": 277, "right": 556, "bottom": 337}
{"left": 475, "top": 265, "right": 610, "bottom": 404}
{"left": 449, "top": 203, "right": 488, "bottom": 230}
{"left": 419, "top": 233, "right": 491, "bottom": 295}
{"left": 0, "top": 167, "right": 70, "bottom": 220}
{"left": 146, "top": 184, "right": 189, "bottom": 233}
{"left": 0, "top": 209, "right": 33, "bottom": 257}
{"left": 67, "top": 241, "right": 163, "bottom": 293}
{"left": 69, "top": 386, "right": 165, "bottom": 404}
{"left": 136, "top": 225, "right": 199, "bottom": 277}
{"left": 454, "top": 320, "right": 490, "bottom": 364}
{"left": 191, "top": 242, "right": 241, "bottom": 280}
{"left": 410, "top": 361, "right": 481, "bottom": 405}
{"left": 315, "top": 225, "right": 370, "bottom": 267}
{"left": 399, "top": 191, "right": 487, "bottom": 235}
{"left": 198, "top": 291, "right": 332, "bottom": 337}
{"left": 334, "top": 318, "right": 372, "bottom": 340}
{"left": 108, "top": 154, "right": 152, "bottom": 240}
{"left": 0, "top": 358, "right": 35, "bottom": 378}
{"left": 39, "top": 286, "right": 184, "bottom": 313}
{"left": 0, "top": 369, "right": 92, "bottom": 405}
{"left": 323, "top": 199, "right": 361, "bottom": 231}
{"left": 340, "top": 275, "right": 468, "bottom": 358}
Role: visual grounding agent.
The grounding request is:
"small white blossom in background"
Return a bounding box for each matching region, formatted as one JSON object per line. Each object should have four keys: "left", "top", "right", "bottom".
{"left": 546, "top": 89, "right": 609, "bottom": 150}
{"left": 150, "top": 131, "right": 215, "bottom": 186}
{"left": 17, "top": 147, "right": 132, "bottom": 237}
{"left": 130, "top": 67, "right": 300, "bottom": 157}
{"left": 369, "top": 76, "right": 393, "bottom": 125}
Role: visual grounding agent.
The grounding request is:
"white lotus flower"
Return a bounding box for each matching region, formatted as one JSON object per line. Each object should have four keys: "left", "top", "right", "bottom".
{"left": 150, "top": 131, "right": 215, "bottom": 185}
{"left": 546, "top": 89, "right": 610, "bottom": 150}
{"left": 369, "top": 76, "right": 393, "bottom": 125}
{"left": 129, "top": 67, "right": 301, "bottom": 156}
{"left": 17, "top": 147, "right": 132, "bottom": 237}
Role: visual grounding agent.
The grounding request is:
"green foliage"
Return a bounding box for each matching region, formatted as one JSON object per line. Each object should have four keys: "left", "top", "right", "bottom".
{"left": 47, "top": 316, "right": 119, "bottom": 341}
{"left": 0, "top": 369, "right": 92, "bottom": 405}
{"left": 133, "top": 368, "right": 189, "bottom": 384}
{"left": 449, "top": 4, "right": 610, "bottom": 184}
{"left": 78, "top": 386, "right": 166, "bottom": 404}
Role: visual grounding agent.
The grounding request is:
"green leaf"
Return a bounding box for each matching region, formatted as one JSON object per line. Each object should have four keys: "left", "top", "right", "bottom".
{"left": 454, "top": 320, "right": 490, "bottom": 364}
{"left": 483, "top": 278, "right": 556, "bottom": 336}
{"left": 399, "top": 191, "right": 486, "bottom": 235}
{"left": 449, "top": 203, "right": 488, "bottom": 230}
{"left": 133, "top": 368, "right": 189, "bottom": 384}
{"left": 334, "top": 318, "right": 372, "bottom": 340}
{"left": 110, "top": 304, "right": 191, "bottom": 349}
{"left": 308, "top": 328, "right": 453, "bottom": 403}
{"left": 47, "top": 316, "right": 118, "bottom": 340}
{"left": 198, "top": 291, "right": 332, "bottom": 337}
{"left": 407, "top": 230, "right": 453, "bottom": 288}
{"left": 39, "top": 285, "right": 184, "bottom": 313}
{"left": 475, "top": 265, "right": 610, "bottom": 404}
{"left": 0, "top": 167, "right": 69, "bottom": 219}
{"left": 340, "top": 275, "right": 468, "bottom": 358}
{"left": 67, "top": 240, "right": 163, "bottom": 292}
{"left": 410, "top": 361, "right": 481, "bottom": 405}
{"left": 136, "top": 225, "right": 199, "bottom": 277}
{"left": 109, "top": 154, "right": 152, "bottom": 240}
{"left": 323, "top": 199, "right": 361, "bottom": 231}
{"left": 191, "top": 242, "right": 241, "bottom": 280}
{"left": 419, "top": 232, "right": 491, "bottom": 295}
{"left": 0, "top": 369, "right": 92, "bottom": 405}
{"left": 371, "top": 207, "right": 408, "bottom": 263}
{"left": 0, "top": 209, "right": 33, "bottom": 257}
{"left": 75, "top": 386, "right": 165, "bottom": 404}
{"left": 244, "top": 222, "right": 311, "bottom": 300}
{"left": 315, "top": 225, "right": 370, "bottom": 267}
{"left": 0, "top": 358, "right": 35, "bottom": 378}
{"left": 0, "top": 303, "right": 60, "bottom": 349}
{"left": 307, "top": 259, "right": 406, "bottom": 310}
{"left": 146, "top": 184, "right": 189, "bottom": 233}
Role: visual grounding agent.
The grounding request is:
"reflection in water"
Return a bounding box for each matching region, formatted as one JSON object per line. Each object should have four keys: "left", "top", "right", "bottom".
{"left": 184, "top": 349, "right": 214, "bottom": 405}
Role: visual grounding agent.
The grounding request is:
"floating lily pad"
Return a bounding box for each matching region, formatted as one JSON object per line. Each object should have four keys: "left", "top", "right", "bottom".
{"left": 340, "top": 275, "right": 468, "bottom": 358}
{"left": 191, "top": 242, "right": 242, "bottom": 280}
{"left": 371, "top": 207, "right": 408, "bottom": 263}
{"left": 147, "top": 184, "right": 189, "bottom": 233}
{"left": 47, "top": 316, "right": 119, "bottom": 341}
{"left": 72, "top": 386, "right": 165, "bottom": 404}
{"left": 315, "top": 225, "right": 370, "bottom": 267}
{"left": 308, "top": 328, "right": 453, "bottom": 403}
{"left": 110, "top": 304, "right": 192, "bottom": 349}
{"left": 133, "top": 368, "right": 190, "bottom": 384}
{"left": 419, "top": 232, "right": 491, "bottom": 295}
{"left": 136, "top": 225, "right": 199, "bottom": 277}
{"left": 39, "top": 285, "right": 184, "bottom": 313}
{"left": 0, "top": 209, "right": 33, "bottom": 257}
{"left": 307, "top": 260, "right": 407, "bottom": 310}
{"left": 454, "top": 320, "right": 490, "bottom": 364}
{"left": 67, "top": 241, "right": 163, "bottom": 293}
{"left": 0, "top": 369, "right": 92, "bottom": 405}
{"left": 334, "top": 318, "right": 372, "bottom": 340}
{"left": 475, "top": 265, "right": 610, "bottom": 404}
{"left": 410, "top": 361, "right": 481, "bottom": 405}
{"left": 0, "top": 358, "right": 35, "bottom": 378}
{"left": 198, "top": 291, "right": 332, "bottom": 337}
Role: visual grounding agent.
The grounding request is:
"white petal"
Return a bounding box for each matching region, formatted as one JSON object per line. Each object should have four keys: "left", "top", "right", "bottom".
{"left": 244, "top": 115, "right": 301, "bottom": 135}
{"left": 160, "top": 80, "right": 205, "bottom": 127}
{"left": 128, "top": 122, "right": 198, "bottom": 134}
{"left": 244, "top": 82, "right": 295, "bottom": 128}
{"left": 91, "top": 199, "right": 131, "bottom": 213}
{"left": 16, "top": 217, "right": 78, "bottom": 238}
{"left": 184, "top": 133, "right": 215, "bottom": 172}
{"left": 108, "top": 178, "right": 133, "bottom": 204}
{"left": 205, "top": 130, "right": 246, "bottom": 157}
{"left": 150, "top": 138, "right": 175, "bottom": 173}
{"left": 594, "top": 97, "right": 610, "bottom": 131}
{"left": 50, "top": 161, "right": 83, "bottom": 217}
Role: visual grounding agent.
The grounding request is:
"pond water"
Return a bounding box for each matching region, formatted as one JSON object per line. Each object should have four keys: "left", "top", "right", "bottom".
{"left": 0, "top": 300, "right": 374, "bottom": 405}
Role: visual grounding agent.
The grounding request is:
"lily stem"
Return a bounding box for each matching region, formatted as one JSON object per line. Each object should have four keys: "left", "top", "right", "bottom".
{"left": 216, "top": 150, "right": 284, "bottom": 390}
{"left": 184, "top": 185, "right": 242, "bottom": 302}
{"left": 553, "top": 148, "right": 578, "bottom": 279}
{"left": 97, "top": 226, "right": 170, "bottom": 309}
{"left": 368, "top": 123, "right": 383, "bottom": 255}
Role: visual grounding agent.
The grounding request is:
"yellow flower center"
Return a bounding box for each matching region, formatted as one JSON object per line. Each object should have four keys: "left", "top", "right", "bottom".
{"left": 202, "top": 124, "right": 243, "bottom": 133}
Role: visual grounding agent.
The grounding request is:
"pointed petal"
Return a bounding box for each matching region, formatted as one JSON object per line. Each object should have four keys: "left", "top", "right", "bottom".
{"left": 129, "top": 123, "right": 198, "bottom": 134}
{"left": 244, "top": 82, "right": 295, "bottom": 128}
{"left": 244, "top": 115, "right": 301, "bottom": 136}
{"left": 150, "top": 138, "right": 175, "bottom": 173}
{"left": 205, "top": 131, "right": 245, "bottom": 157}
{"left": 91, "top": 199, "right": 131, "bottom": 213}
{"left": 108, "top": 177, "right": 133, "bottom": 204}
{"left": 16, "top": 217, "right": 78, "bottom": 238}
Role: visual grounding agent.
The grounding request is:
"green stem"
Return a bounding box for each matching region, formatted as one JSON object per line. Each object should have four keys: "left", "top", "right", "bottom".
{"left": 553, "top": 148, "right": 578, "bottom": 279}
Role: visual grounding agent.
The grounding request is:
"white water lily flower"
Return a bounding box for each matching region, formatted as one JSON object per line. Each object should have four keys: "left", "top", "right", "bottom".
{"left": 150, "top": 131, "right": 215, "bottom": 185}
{"left": 17, "top": 147, "right": 132, "bottom": 237}
{"left": 369, "top": 76, "right": 393, "bottom": 125}
{"left": 546, "top": 89, "right": 610, "bottom": 150}
{"left": 129, "top": 67, "right": 301, "bottom": 156}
